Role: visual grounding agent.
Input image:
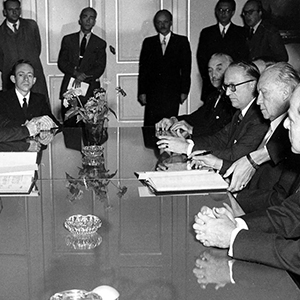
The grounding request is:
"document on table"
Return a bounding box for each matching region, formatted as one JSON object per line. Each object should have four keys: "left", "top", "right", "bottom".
{"left": 0, "top": 152, "right": 38, "bottom": 195}
{"left": 135, "top": 169, "right": 228, "bottom": 195}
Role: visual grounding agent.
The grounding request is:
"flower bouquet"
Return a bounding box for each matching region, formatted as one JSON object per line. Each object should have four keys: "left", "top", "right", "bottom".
{"left": 63, "top": 87, "right": 116, "bottom": 146}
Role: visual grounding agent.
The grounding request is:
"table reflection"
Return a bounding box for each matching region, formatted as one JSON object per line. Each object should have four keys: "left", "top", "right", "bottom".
{"left": 0, "top": 127, "right": 299, "bottom": 299}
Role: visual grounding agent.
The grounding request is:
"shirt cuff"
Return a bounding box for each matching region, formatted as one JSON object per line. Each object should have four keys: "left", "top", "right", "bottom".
{"left": 186, "top": 139, "right": 194, "bottom": 155}
{"left": 228, "top": 259, "right": 236, "bottom": 284}
{"left": 228, "top": 218, "right": 248, "bottom": 257}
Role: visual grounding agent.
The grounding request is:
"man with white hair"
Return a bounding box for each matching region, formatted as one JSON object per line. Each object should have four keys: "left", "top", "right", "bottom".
{"left": 193, "top": 84, "right": 300, "bottom": 274}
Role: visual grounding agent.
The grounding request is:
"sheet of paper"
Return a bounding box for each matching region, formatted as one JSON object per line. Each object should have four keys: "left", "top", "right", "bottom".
{"left": 67, "top": 78, "right": 89, "bottom": 96}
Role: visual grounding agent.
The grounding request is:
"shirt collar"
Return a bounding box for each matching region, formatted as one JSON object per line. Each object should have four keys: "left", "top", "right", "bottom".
{"left": 80, "top": 31, "right": 92, "bottom": 44}
{"left": 6, "top": 19, "right": 20, "bottom": 32}
{"left": 218, "top": 22, "right": 231, "bottom": 33}
{"left": 241, "top": 98, "right": 256, "bottom": 116}
{"left": 270, "top": 112, "right": 287, "bottom": 132}
{"left": 252, "top": 19, "right": 262, "bottom": 33}
{"left": 159, "top": 32, "right": 171, "bottom": 44}
{"left": 15, "top": 88, "right": 30, "bottom": 106}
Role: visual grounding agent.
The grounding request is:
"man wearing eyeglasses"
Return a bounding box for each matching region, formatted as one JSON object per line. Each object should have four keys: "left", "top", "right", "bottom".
{"left": 196, "top": 0, "right": 248, "bottom": 101}
{"left": 224, "top": 62, "right": 299, "bottom": 197}
{"left": 242, "top": 0, "right": 288, "bottom": 62}
{"left": 157, "top": 61, "right": 268, "bottom": 173}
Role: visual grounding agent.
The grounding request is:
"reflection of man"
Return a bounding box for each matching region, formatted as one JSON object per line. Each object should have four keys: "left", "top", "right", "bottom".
{"left": 224, "top": 63, "right": 300, "bottom": 192}
{"left": 156, "top": 53, "right": 236, "bottom": 137}
{"left": 138, "top": 9, "right": 191, "bottom": 126}
{"left": 197, "top": 0, "right": 248, "bottom": 100}
{"left": 157, "top": 62, "right": 268, "bottom": 174}
{"left": 242, "top": 0, "right": 288, "bottom": 62}
{"left": 0, "top": 0, "right": 49, "bottom": 103}
{"left": 0, "top": 59, "right": 59, "bottom": 131}
{"left": 58, "top": 7, "right": 107, "bottom": 122}
{"left": 193, "top": 85, "right": 300, "bottom": 273}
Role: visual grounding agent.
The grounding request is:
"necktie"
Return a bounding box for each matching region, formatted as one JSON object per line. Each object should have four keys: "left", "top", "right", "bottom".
{"left": 249, "top": 27, "right": 254, "bottom": 40}
{"left": 22, "top": 98, "right": 28, "bottom": 118}
{"left": 221, "top": 26, "right": 226, "bottom": 38}
{"left": 79, "top": 34, "right": 87, "bottom": 65}
{"left": 258, "top": 127, "right": 273, "bottom": 149}
{"left": 161, "top": 36, "right": 167, "bottom": 55}
{"left": 13, "top": 23, "right": 18, "bottom": 33}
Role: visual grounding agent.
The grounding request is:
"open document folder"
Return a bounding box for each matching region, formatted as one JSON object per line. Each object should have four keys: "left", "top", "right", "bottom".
{"left": 0, "top": 152, "right": 38, "bottom": 195}
{"left": 135, "top": 169, "right": 229, "bottom": 195}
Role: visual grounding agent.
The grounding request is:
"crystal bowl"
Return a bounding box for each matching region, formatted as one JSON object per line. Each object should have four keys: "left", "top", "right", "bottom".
{"left": 82, "top": 145, "right": 104, "bottom": 158}
{"left": 64, "top": 214, "right": 102, "bottom": 234}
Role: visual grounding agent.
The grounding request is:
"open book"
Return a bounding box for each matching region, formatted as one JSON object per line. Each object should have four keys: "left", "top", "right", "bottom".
{"left": 0, "top": 152, "right": 38, "bottom": 195}
{"left": 135, "top": 169, "right": 228, "bottom": 195}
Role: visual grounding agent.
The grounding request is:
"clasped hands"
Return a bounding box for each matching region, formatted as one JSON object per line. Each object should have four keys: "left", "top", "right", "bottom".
{"left": 193, "top": 204, "right": 237, "bottom": 249}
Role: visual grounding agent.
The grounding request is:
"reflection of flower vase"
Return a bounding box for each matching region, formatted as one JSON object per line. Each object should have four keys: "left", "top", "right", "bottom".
{"left": 83, "top": 120, "right": 108, "bottom": 146}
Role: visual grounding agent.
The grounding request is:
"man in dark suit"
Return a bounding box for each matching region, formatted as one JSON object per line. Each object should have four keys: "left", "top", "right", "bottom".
{"left": 0, "top": 0, "right": 49, "bottom": 104}
{"left": 197, "top": 0, "right": 248, "bottom": 101}
{"left": 0, "top": 59, "right": 59, "bottom": 129}
{"left": 138, "top": 9, "right": 192, "bottom": 126}
{"left": 242, "top": 0, "right": 288, "bottom": 62}
{"left": 224, "top": 62, "right": 300, "bottom": 192}
{"left": 192, "top": 85, "right": 300, "bottom": 274}
{"left": 58, "top": 7, "right": 107, "bottom": 122}
{"left": 157, "top": 62, "right": 268, "bottom": 174}
{"left": 155, "top": 53, "right": 236, "bottom": 137}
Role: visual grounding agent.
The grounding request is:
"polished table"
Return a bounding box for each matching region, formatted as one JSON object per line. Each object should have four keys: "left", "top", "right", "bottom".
{"left": 0, "top": 127, "right": 300, "bottom": 300}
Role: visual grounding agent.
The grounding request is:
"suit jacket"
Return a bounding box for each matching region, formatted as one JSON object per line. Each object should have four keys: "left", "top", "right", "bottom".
{"left": 237, "top": 151, "right": 300, "bottom": 213}
{"left": 192, "top": 101, "right": 269, "bottom": 173}
{"left": 233, "top": 183, "right": 300, "bottom": 274}
{"left": 58, "top": 32, "right": 107, "bottom": 101}
{"left": 245, "top": 118, "right": 290, "bottom": 191}
{"left": 178, "top": 90, "right": 237, "bottom": 136}
{"left": 0, "top": 89, "right": 59, "bottom": 126}
{"left": 138, "top": 33, "right": 192, "bottom": 126}
{"left": 247, "top": 20, "right": 288, "bottom": 62}
{"left": 196, "top": 23, "right": 248, "bottom": 98}
{"left": 0, "top": 18, "right": 48, "bottom": 100}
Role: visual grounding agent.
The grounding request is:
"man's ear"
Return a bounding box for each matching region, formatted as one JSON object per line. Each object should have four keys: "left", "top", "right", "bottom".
{"left": 3, "top": 9, "right": 6, "bottom": 18}
{"left": 33, "top": 77, "right": 37, "bottom": 85}
{"left": 10, "top": 75, "right": 16, "bottom": 84}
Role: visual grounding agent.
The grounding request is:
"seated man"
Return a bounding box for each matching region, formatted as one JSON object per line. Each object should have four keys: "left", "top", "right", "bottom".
{"left": 193, "top": 84, "right": 300, "bottom": 274}
{"left": 224, "top": 62, "right": 300, "bottom": 192}
{"left": 157, "top": 61, "right": 268, "bottom": 174}
{"left": 156, "top": 53, "right": 236, "bottom": 137}
{"left": 0, "top": 59, "right": 60, "bottom": 127}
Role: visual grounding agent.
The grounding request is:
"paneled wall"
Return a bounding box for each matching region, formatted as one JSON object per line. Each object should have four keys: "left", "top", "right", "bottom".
{"left": 0, "top": 0, "right": 299, "bottom": 125}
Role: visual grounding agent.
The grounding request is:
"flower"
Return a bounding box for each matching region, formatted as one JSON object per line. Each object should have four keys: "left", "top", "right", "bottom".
{"left": 63, "top": 88, "right": 117, "bottom": 124}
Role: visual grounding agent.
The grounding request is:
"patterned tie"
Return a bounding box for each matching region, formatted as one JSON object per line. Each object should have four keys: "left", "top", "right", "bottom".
{"left": 22, "top": 98, "right": 28, "bottom": 118}
{"left": 221, "top": 26, "right": 226, "bottom": 38}
{"left": 161, "top": 36, "right": 167, "bottom": 55}
{"left": 13, "top": 23, "right": 18, "bottom": 33}
{"left": 79, "top": 34, "right": 87, "bottom": 65}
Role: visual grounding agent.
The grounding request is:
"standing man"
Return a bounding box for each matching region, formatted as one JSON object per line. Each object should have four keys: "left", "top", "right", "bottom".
{"left": 242, "top": 0, "right": 288, "bottom": 62}
{"left": 58, "top": 7, "right": 107, "bottom": 122}
{"left": 0, "top": 0, "right": 49, "bottom": 104}
{"left": 197, "top": 0, "right": 248, "bottom": 101}
{"left": 138, "top": 9, "right": 192, "bottom": 127}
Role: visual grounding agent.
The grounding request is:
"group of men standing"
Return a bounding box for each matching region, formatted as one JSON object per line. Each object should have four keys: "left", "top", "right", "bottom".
{"left": 138, "top": 0, "right": 288, "bottom": 126}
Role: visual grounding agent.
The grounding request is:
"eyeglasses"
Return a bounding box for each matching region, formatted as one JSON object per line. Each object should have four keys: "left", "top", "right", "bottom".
{"left": 217, "top": 8, "right": 232, "bottom": 14}
{"left": 222, "top": 79, "right": 255, "bottom": 92}
{"left": 242, "top": 9, "right": 259, "bottom": 16}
